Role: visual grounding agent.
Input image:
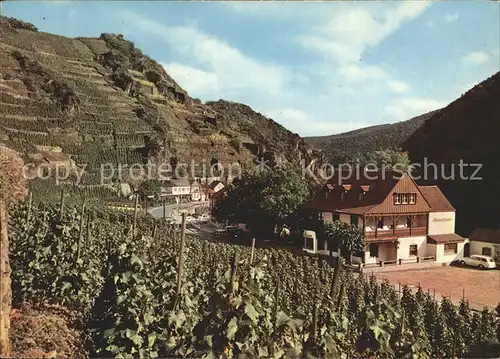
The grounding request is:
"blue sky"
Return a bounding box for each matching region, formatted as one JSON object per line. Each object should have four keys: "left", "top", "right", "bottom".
{"left": 4, "top": 1, "right": 499, "bottom": 136}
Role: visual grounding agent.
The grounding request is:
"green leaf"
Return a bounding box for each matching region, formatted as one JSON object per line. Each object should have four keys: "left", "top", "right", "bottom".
{"left": 227, "top": 317, "right": 238, "bottom": 340}
{"left": 148, "top": 333, "right": 156, "bottom": 348}
{"left": 117, "top": 294, "right": 127, "bottom": 305}
{"left": 103, "top": 328, "right": 115, "bottom": 338}
{"left": 130, "top": 254, "right": 142, "bottom": 268}
{"left": 61, "top": 282, "right": 72, "bottom": 292}
{"left": 244, "top": 303, "right": 259, "bottom": 324}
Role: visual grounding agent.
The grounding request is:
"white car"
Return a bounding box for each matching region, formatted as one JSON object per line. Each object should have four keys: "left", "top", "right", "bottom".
{"left": 460, "top": 255, "right": 497, "bottom": 269}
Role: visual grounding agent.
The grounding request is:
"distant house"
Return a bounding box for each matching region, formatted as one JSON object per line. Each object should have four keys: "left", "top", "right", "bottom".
{"left": 469, "top": 228, "right": 500, "bottom": 262}
{"left": 209, "top": 180, "right": 225, "bottom": 194}
{"left": 160, "top": 178, "right": 208, "bottom": 202}
{"left": 304, "top": 170, "right": 466, "bottom": 266}
{"left": 209, "top": 186, "right": 229, "bottom": 211}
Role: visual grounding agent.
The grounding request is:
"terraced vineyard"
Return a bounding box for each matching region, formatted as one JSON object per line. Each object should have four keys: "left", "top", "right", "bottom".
{"left": 0, "top": 17, "right": 318, "bottom": 204}
{"left": 8, "top": 201, "right": 500, "bottom": 358}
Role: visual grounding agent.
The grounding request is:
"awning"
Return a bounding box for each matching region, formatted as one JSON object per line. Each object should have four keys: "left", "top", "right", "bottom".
{"left": 427, "top": 233, "right": 465, "bottom": 244}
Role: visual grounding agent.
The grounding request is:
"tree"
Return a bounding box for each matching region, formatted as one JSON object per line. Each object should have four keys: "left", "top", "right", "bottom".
{"left": 362, "top": 149, "right": 411, "bottom": 173}
{"left": 0, "top": 146, "right": 27, "bottom": 357}
{"left": 138, "top": 180, "right": 162, "bottom": 201}
{"left": 323, "top": 220, "right": 364, "bottom": 261}
{"left": 212, "top": 167, "right": 310, "bottom": 237}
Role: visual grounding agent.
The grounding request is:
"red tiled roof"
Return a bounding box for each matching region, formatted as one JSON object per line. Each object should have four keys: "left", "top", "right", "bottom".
{"left": 305, "top": 171, "right": 452, "bottom": 215}
{"left": 469, "top": 228, "right": 500, "bottom": 245}
{"left": 419, "top": 186, "right": 455, "bottom": 212}
{"left": 427, "top": 233, "right": 465, "bottom": 244}
{"left": 304, "top": 170, "right": 401, "bottom": 213}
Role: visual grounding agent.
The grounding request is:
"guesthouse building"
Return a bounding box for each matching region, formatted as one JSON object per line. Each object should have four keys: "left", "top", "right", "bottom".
{"left": 305, "top": 170, "right": 466, "bottom": 266}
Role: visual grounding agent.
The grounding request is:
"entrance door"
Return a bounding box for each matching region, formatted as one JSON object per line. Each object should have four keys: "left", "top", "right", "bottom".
{"left": 464, "top": 243, "right": 470, "bottom": 257}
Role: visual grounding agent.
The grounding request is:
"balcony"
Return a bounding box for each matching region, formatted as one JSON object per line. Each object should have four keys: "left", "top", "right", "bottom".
{"left": 364, "top": 214, "right": 428, "bottom": 240}
{"left": 365, "top": 226, "right": 427, "bottom": 239}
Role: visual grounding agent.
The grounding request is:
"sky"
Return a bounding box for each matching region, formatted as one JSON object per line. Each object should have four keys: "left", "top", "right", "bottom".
{"left": 4, "top": 1, "right": 500, "bottom": 137}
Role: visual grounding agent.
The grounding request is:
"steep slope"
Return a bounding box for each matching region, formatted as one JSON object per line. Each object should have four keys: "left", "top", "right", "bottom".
{"left": 0, "top": 17, "right": 314, "bottom": 200}
{"left": 306, "top": 110, "right": 439, "bottom": 164}
{"left": 403, "top": 71, "right": 500, "bottom": 235}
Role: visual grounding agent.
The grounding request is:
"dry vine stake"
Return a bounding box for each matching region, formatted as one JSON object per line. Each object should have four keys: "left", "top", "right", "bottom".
{"left": 174, "top": 212, "right": 187, "bottom": 310}
{"left": 250, "top": 237, "right": 255, "bottom": 264}
{"left": 26, "top": 191, "right": 32, "bottom": 224}
{"left": 132, "top": 192, "right": 139, "bottom": 237}
{"left": 330, "top": 256, "right": 342, "bottom": 312}
{"left": 77, "top": 198, "right": 86, "bottom": 262}
{"left": 59, "top": 188, "right": 65, "bottom": 222}
{"left": 229, "top": 252, "right": 238, "bottom": 301}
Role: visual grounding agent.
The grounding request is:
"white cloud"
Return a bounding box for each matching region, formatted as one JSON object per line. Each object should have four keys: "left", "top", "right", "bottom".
{"left": 386, "top": 97, "right": 448, "bottom": 121}
{"left": 386, "top": 80, "right": 410, "bottom": 94}
{"left": 119, "top": 11, "right": 289, "bottom": 99}
{"left": 338, "top": 64, "right": 386, "bottom": 82}
{"left": 297, "top": 1, "right": 431, "bottom": 64}
{"left": 444, "top": 12, "right": 459, "bottom": 22}
{"left": 162, "top": 63, "right": 219, "bottom": 95}
{"left": 462, "top": 51, "right": 490, "bottom": 66}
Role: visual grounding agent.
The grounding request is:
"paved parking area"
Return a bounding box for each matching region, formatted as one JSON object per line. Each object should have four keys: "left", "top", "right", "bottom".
{"left": 376, "top": 266, "right": 500, "bottom": 309}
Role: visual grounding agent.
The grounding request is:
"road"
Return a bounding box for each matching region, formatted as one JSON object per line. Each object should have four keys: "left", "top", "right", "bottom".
{"left": 147, "top": 201, "right": 209, "bottom": 224}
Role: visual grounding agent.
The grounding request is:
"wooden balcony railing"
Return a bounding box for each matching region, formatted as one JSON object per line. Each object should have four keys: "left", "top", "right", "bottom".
{"left": 364, "top": 226, "right": 427, "bottom": 239}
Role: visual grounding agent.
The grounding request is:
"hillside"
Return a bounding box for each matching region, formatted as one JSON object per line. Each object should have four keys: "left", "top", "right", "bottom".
{"left": 0, "top": 17, "right": 314, "bottom": 200}
{"left": 306, "top": 110, "right": 439, "bottom": 164}
{"left": 403, "top": 71, "right": 500, "bottom": 235}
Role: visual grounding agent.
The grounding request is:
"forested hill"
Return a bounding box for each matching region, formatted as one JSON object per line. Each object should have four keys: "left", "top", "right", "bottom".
{"left": 305, "top": 110, "right": 439, "bottom": 164}
{"left": 403, "top": 71, "right": 500, "bottom": 235}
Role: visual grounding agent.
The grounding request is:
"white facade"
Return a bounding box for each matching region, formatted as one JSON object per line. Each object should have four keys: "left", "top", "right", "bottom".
{"left": 433, "top": 240, "right": 468, "bottom": 263}
{"left": 470, "top": 240, "right": 500, "bottom": 262}
{"left": 212, "top": 182, "right": 225, "bottom": 193}
{"left": 397, "top": 236, "right": 428, "bottom": 260}
{"left": 428, "top": 212, "right": 455, "bottom": 235}
{"left": 171, "top": 186, "right": 191, "bottom": 195}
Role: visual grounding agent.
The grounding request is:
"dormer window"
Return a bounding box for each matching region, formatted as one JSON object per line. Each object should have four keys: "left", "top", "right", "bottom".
{"left": 393, "top": 193, "right": 417, "bottom": 205}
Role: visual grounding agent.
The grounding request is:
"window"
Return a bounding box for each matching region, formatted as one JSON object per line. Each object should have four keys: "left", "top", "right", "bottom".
{"left": 482, "top": 247, "right": 492, "bottom": 256}
{"left": 369, "top": 243, "right": 379, "bottom": 257}
{"left": 351, "top": 215, "right": 359, "bottom": 227}
{"left": 394, "top": 193, "right": 417, "bottom": 205}
{"left": 304, "top": 237, "right": 314, "bottom": 250}
{"left": 444, "top": 243, "right": 457, "bottom": 254}
{"left": 333, "top": 213, "right": 340, "bottom": 222}
{"left": 409, "top": 245, "right": 418, "bottom": 256}
{"left": 406, "top": 216, "right": 412, "bottom": 228}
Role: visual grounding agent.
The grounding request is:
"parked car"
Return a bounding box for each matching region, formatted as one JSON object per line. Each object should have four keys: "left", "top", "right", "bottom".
{"left": 460, "top": 255, "right": 497, "bottom": 269}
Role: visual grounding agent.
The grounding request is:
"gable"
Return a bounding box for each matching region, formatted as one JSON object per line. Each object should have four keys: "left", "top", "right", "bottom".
{"left": 369, "top": 174, "right": 431, "bottom": 214}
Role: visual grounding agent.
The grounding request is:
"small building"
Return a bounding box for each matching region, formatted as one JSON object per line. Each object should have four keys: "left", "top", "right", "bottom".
{"left": 468, "top": 228, "right": 500, "bottom": 262}
{"left": 304, "top": 170, "right": 466, "bottom": 266}
{"left": 209, "top": 180, "right": 225, "bottom": 194}
{"left": 160, "top": 178, "right": 209, "bottom": 202}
